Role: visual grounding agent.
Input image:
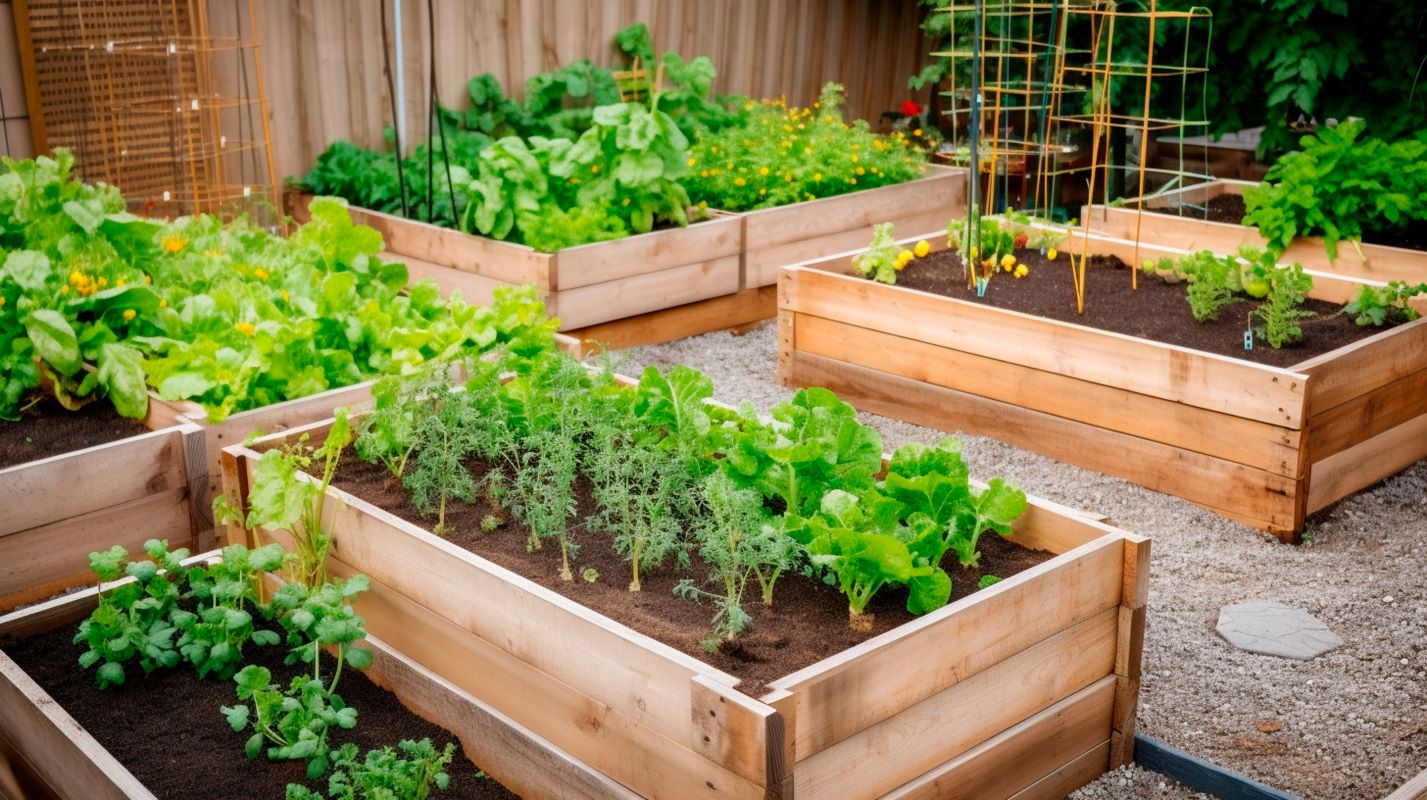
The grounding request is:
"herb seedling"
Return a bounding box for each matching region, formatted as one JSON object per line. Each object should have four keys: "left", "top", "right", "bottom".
{"left": 285, "top": 738, "right": 456, "bottom": 800}
{"left": 172, "top": 543, "right": 288, "bottom": 679}
{"left": 74, "top": 540, "right": 190, "bottom": 688}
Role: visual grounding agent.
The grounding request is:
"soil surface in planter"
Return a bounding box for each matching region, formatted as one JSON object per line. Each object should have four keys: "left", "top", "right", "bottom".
{"left": 1146, "top": 192, "right": 1427, "bottom": 252}
{"left": 0, "top": 398, "right": 151, "bottom": 470}
{"left": 896, "top": 249, "right": 1381, "bottom": 368}
{"left": 5, "top": 621, "right": 518, "bottom": 800}
{"left": 325, "top": 452, "right": 1050, "bottom": 694}
{"left": 1142, "top": 193, "right": 1246, "bottom": 224}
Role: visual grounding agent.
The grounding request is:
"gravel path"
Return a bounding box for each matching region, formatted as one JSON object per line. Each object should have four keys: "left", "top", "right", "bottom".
{"left": 614, "top": 325, "right": 1427, "bottom": 800}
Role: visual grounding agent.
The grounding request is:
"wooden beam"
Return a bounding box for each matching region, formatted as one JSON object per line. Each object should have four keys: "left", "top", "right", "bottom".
{"left": 781, "top": 267, "right": 1309, "bottom": 428}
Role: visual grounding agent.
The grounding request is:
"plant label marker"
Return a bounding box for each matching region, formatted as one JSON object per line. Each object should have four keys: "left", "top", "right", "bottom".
{"left": 976, "top": 278, "right": 988, "bottom": 297}
{"left": 1243, "top": 330, "right": 1254, "bottom": 351}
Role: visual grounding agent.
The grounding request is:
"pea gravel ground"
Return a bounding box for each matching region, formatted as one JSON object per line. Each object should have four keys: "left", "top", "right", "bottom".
{"left": 613, "top": 324, "right": 1427, "bottom": 800}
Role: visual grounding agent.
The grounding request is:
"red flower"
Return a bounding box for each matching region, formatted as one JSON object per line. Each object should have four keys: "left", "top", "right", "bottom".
{"left": 900, "top": 100, "right": 922, "bottom": 117}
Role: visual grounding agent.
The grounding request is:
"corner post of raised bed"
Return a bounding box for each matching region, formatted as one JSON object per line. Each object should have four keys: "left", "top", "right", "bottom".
{"left": 1110, "top": 533, "right": 1150, "bottom": 768}
{"left": 218, "top": 444, "right": 256, "bottom": 549}
{"left": 776, "top": 267, "right": 799, "bottom": 388}
{"left": 689, "top": 675, "right": 789, "bottom": 799}
{"left": 178, "top": 422, "right": 215, "bottom": 551}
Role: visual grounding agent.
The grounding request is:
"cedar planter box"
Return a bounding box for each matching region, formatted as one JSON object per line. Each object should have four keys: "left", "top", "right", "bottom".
{"left": 1082, "top": 179, "right": 1427, "bottom": 284}
{"left": 221, "top": 418, "right": 1149, "bottom": 800}
{"left": 0, "top": 561, "right": 637, "bottom": 800}
{"left": 0, "top": 398, "right": 208, "bottom": 612}
{"left": 741, "top": 165, "right": 968, "bottom": 289}
{"left": 287, "top": 193, "right": 744, "bottom": 332}
{"left": 776, "top": 229, "right": 1427, "bottom": 541}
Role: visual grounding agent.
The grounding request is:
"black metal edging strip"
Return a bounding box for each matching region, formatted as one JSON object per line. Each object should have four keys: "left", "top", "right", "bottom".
{"left": 1134, "top": 733, "right": 1303, "bottom": 800}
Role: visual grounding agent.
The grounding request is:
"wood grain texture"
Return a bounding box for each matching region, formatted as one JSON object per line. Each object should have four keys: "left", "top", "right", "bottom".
{"left": 784, "top": 350, "right": 1302, "bottom": 533}
{"left": 781, "top": 267, "right": 1309, "bottom": 428}
{"left": 742, "top": 167, "right": 968, "bottom": 288}
{"left": 880, "top": 677, "right": 1115, "bottom": 800}
{"left": 565, "top": 285, "right": 777, "bottom": 352}
{"left": 1385, "top": 766, "right": 1427, "bottom": 800}
{"left": 1084, "top": 180, "right": 1427, "bottom": 284}
{"left": 768, "top": 535, "right": 1123, "bottom": 759}
{"left": 790, "top": 608, "right": 1118, "bottom": 799}
{"left": 0, "top": 424, "right": 208, "bottom": 613}
{"left": 227, "top": 0, "right": 930, "bottom": 179}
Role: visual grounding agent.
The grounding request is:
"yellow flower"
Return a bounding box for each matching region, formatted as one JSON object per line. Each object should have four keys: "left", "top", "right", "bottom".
{"left": 759, "top": 166, "right": 769, "bottom": 176}
{"left": 856, "top": 166, "right": 865, "bottom": 176}
{"left": 161, "top": 236, "right": 186, "bottom": 253}
{"left": 235, "top": 322, "right": 255, "bottom": 336}
{"left": 622, "top": 198, "right": 630, "bottom": 206}
{"left": 0, "top": 296, "right": 5, "bottom": 309}
{"left": 812, "top": 101, "right": 821, "bottom": 109}
{"left": 145, "top": 275, "right": 152, "bottom": 285}
{"left": 785, "top": 173, "right": 794, "bottom": 182}
{"left": 735, "top": 177, "right": 747, "bottom": 187}
{"left": 1047, "top": 247, "right": 1059, "bottom": 260}
{"left": 850, "top": 154, "right": 859, "bottom": 163}
{"left": 759, "top": 188, "right": 767, "bottom": 196}
{"left": 688, "top": 158, "right": 696, "bottom": 167}
{"left": 914, "top": 240, "right": 931, "bottom": 258}
{"left": 159, "top": 298, "right": 168, "bottom": 308}
{"left": 813, "top": 173, "right": 823, "bottom": 181}
{"left": 1014, "top": 265, "right": 1029, "bottom": 279}
{"left": 60, "top": 285, "right": 69, "bottom": 295}
{"left": 116, "top": 278, "right": 126, "bottom": 287}
{"left": 69, "top": 270, "right": 84, "bottom": 285}
{"left": 253, "top": 267, "right": 269, "bottom": 281}
{"left": 280, "top": 290, "right": 289, "bottom": 302}
{"left": 849, "top": 177, "right": 857, "bottom": 184}
{"left": 914, "top": 128, "right": 923, "bottom": 136}
{"left": 590, "top": 164, "right": 600, "bottom": 174}
{"left": 701, "top": 170, "right": 709, "bottom": 177}
{"left": 895, "top": 250, "right": 914, "bottom": 271}
{"left": 804, "top": 147, "right": 813, "bottom": 154}
{"left": 1001, "top": 254, "right": 1017, "bottom": 271}
{"left": 97, "top": 277, "right": 107, "bottom": 287}
{"left": 123, "top": 309, "right": 136, "bottom": 321}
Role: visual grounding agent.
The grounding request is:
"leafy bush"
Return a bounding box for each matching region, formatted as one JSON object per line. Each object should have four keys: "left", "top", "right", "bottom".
{"left": 0, "top": 153, "right": 552, "bottom": 422}
{"left": 1243, "top": 121, "right": 1427, "bottom": 260}
{"left": 683, "top": 83, "right": 927, "bottom": 212}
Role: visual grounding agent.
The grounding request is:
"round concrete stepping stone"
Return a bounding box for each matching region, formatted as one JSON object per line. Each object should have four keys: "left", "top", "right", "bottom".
{"left": 1215, "top": 601, "right": 1342, "bottom": 660}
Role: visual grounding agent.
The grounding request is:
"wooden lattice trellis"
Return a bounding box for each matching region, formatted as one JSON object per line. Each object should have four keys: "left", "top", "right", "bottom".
{"left": 15, "top": 0, "right": 277, "bottom": 220}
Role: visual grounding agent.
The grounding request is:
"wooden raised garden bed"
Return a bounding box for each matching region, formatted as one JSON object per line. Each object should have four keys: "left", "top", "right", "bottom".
{"left": 1082, "top": 179, "right": 1427, "bottom": 283}
{"left": 0, "top": 398, "right": 209, "bottom": 613}
{"left": 741, "top": 165, "right": 968, "bottom": 290}
{"left": 221, "top": 415, "right": 1149, "bottom": 800}
{"left": 776, "top": 229, "right": 1427, "bottom": 541}
{"left": 0, "top": 560, "right": 638, "bottom": 800}
{"left": 287, "top": 193, "right": 746, "bottom": 339}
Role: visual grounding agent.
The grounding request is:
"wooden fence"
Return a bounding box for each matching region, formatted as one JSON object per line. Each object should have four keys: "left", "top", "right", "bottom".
{"left": 218, "top": 0, "right": 930, "bottom": 180}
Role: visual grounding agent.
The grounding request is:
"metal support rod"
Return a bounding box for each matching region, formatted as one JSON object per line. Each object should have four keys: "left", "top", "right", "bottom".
{"left": 393, "top": 0, "right": 406, "bottom": 151}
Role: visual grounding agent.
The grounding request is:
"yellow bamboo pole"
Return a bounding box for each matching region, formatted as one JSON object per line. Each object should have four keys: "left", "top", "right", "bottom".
{"left": 1130, "top": 0, "right": 1159, "bottom": 290}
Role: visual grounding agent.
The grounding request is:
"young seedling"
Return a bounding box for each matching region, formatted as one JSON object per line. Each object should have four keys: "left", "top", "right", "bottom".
{"left": 74, "top": 539, "right": 190, "bottom": 689}
{"left": 172, "top": 543, "right": 288, "bottom": 680}
{"left": 675, "top": 473, "right": 795, "bottom": 650}
{"left": 285, "top": 739, "right": 456, "bottom": 800}
{"left": 245, "top": 408, "right": 354, "bottom": 588}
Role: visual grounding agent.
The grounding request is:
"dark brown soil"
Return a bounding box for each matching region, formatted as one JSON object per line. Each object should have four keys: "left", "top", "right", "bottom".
{"left": 3, "top": 620, "right": 519, "bottom": 800}
{"left": 325, "top": 453, "right": 1049, "bottom": 695}
{"left": 896, "top": 249, "right": 1380, "bottom": 368}
{"left": 1146, "top": 192, "right": 1427, "bottom": 252}
{"left": 1143, "top": 192, "right": 1246, "bottom": 224}
{"left": 0, "top": 398, "right": 151, "bottom": 470}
